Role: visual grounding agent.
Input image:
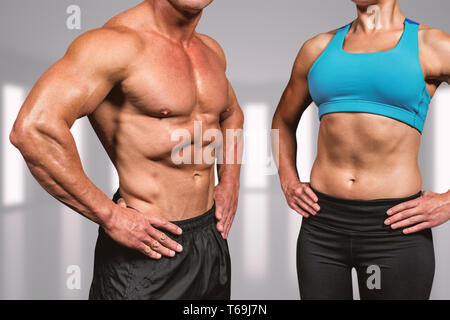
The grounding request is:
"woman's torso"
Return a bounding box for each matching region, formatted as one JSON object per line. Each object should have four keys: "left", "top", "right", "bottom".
{"left": 308, "top": 18, "right": 432, "bottom": 199}
{"left": 310, "top": 112, "right": 422, "bottom": 199}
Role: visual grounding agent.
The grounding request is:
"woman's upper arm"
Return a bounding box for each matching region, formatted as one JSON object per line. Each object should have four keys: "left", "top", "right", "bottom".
{"left": 421, "top": 27, "right": 450, "bottom": 85}
{"left": 275, "top": 32, "right": 335, "bottom": 128}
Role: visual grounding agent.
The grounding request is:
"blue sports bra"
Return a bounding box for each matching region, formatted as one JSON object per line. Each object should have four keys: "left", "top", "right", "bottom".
{"left": 308, "top": 18, "right": 431, "bottom": 133}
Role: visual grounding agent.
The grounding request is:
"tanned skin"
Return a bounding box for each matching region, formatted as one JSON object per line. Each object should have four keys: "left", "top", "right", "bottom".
{"left": 10, "top": 0, "right": 244, "bottom": 260}
{"left": 273, "top": 0, "right": 450, "bottom": 234}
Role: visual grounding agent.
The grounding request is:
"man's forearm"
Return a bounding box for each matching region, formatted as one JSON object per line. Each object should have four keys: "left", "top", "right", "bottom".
{"left": 10, "top": 120, "right": 115, "bottom": 226}
{"left": 217, "top": 164, "right": 241, "bottom": 187}
{"left": 217, "top": 109, "right": 244, "bottom": 186}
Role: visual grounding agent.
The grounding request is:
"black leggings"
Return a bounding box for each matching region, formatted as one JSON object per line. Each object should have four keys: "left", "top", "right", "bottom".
{"left": 297, "top": 187, "right": 435, "bottom": 300}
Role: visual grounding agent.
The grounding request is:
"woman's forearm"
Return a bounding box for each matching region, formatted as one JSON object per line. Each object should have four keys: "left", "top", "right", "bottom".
{"left": 272, "top": 115, "right": 301, "bottom": 189}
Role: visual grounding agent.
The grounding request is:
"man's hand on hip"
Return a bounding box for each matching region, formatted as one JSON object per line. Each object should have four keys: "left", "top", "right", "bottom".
{"left": 104, "top": 200, "right": 183, "bottom": 259}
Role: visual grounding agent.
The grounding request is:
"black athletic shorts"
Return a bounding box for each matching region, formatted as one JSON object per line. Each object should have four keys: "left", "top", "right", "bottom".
{"left": 89, "top": 189, "right": 231, "bottom": 300}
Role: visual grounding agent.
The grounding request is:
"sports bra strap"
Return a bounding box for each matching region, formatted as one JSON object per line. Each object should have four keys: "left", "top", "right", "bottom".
{"left": 329, "top": 23, "right": 351, "bottom": 51}
{"left": 400, "top": 18, "right": 420, "bottom": 53}
{"left": 331, "top": 18, "right": 419, "bottom": 54}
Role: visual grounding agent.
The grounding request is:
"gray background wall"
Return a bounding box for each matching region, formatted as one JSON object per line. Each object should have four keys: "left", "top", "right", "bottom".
{"left": 0, "top": 0, "right": 449, "bottom": 299}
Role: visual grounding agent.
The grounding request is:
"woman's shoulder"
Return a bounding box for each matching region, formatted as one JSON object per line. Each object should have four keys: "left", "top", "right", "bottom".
{"left": 293, "top": 28, "right": 340, "bottom": 75}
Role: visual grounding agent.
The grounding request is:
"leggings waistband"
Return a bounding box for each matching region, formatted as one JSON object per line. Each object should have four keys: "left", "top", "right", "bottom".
{"left": 112, "top": 188, "right": 216, "bottom": 233}
{"left": 307, "top": 187, "right": 423, "bottom": 234}
{"left": 310, "top": 187, "right": 422, "bottom": 206}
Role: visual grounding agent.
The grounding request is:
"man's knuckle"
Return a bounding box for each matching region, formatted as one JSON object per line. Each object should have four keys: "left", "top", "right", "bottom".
{"left": 141, "top": 226, "right": 150, "bottom": 236}
{"left": 151, "top": 239, "right": 160, "bottom": 249}
{"left": 141, "top": 228, "right": 151, "bottom": 239}
{"left": 159, "top": 232, "right": 167, "bottom": 242}
{"left": 428, "top": 216, "right": 437, "bottom": 225}
{"left": 133, "top": 240, "right": 143, "bottom": 250}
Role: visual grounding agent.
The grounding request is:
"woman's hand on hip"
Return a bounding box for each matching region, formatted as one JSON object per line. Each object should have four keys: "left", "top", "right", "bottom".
{"left": 282, "top": 180, "right": 320, "bottom": 218}
{"left": 385, "top": 190, "right": 450, "bottom": 234}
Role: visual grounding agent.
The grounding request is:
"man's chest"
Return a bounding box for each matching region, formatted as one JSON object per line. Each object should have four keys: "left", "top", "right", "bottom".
{"left": 121, "top": 43, "right": 229, "bottom": 119}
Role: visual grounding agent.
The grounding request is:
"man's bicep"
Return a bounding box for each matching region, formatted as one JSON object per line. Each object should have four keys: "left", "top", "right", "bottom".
{"left": 22, "top": 57, "right": 113, "bottom": 128}
{"left": 220, "top": 81, "right": 243, "bottom": 123}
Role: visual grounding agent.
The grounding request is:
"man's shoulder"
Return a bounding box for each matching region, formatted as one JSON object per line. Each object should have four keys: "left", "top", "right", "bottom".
{"left": 195, "top": 33, "right": 227, "bottom": 68}
{"left": 68, "top": 25, "right": 144, "bottom": 60}
{"left": 61, "top": 25, "right": 145, "bottom": 82}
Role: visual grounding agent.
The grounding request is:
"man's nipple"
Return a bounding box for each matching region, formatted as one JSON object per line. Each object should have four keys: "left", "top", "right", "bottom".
{"left": 160, "top": 108, "right": 171, "bottom": 117}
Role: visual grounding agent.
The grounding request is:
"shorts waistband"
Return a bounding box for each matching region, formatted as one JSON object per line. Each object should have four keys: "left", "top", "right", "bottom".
{"left": 112, "top": 188, "right": 216, "bottom": 233}
{"left": 307, "top": 186, "right": 423, "bottom": 234}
